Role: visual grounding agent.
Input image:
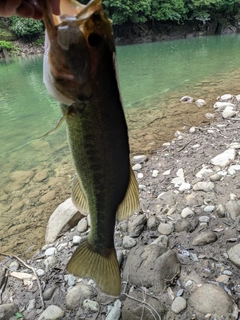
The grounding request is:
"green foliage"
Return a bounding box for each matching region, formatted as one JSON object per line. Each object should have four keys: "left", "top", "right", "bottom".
{"left": 0, "top": 40, "right": 15, "bottom": 51}
{"left": 14, "top": 312, "right": 24, "bottom": 319}
{"left": 10, "top": 17, "right": 43, "bottom": 38}
{"left": 34, "top": 35, "right": 44, "bottom": 46}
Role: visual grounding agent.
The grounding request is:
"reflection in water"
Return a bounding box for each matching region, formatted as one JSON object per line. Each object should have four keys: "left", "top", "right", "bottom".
{"left": 0, "top": 34, "right": 240, "bottom": 256}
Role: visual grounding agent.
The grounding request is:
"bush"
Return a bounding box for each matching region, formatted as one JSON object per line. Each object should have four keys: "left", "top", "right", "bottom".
{"left": 0, "top": 40, "right": 15, "bottom": 51}
{"left": 10, "top": 16, "right": 43, "bottom": 38}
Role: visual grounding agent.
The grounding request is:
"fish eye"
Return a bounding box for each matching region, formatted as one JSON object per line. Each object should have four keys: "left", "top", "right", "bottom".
{"left": 88, "top": 33, "right": 102, "bottom": 47}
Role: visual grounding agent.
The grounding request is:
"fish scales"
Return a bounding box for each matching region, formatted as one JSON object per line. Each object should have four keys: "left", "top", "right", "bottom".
{"left": 40, "top": 0, "right": 139, "bottom": 296}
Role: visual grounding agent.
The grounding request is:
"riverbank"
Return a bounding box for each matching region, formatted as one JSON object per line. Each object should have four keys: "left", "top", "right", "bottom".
{"left": 1, "top": 92, "right": 240, "bottom": 319}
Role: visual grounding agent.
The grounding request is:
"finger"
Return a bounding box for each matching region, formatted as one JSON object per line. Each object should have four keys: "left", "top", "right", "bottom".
{"left": 16, "top": 1, "right": 34, "bottom": 18}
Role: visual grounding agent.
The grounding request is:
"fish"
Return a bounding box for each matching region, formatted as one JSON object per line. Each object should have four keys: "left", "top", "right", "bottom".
{"left": 40, "top": 0, "right": 139, "bottom": 296}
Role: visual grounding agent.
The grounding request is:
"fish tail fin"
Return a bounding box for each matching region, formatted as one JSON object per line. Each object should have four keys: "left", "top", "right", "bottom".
{"left": 116, "top": 167, "right": 139, "bottom": 222}
{"left": 67, "top": 239, "right": 121, "bottom": 296}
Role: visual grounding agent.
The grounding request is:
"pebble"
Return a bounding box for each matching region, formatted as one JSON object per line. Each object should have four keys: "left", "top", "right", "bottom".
{"left": 150, "top": 235, "right": 168, "bottom": 247}
{"left": 171, "top": 296, "right": 187, "bottom": 314}
{"left": 116, "top": 250, "right": 123, "bottom": 265}
{"left": 65, "top": 284, "right": 94, "bottom": 310}
{"left": 132, "top": 163, "right": 142, "bottom": 170}
{"left": 228, "top": 244, "right": 240, "bottom": 268}
{"left": 82, "top": 299, "right": 100, "bottom": 312}
{"left": 222, "top": 106, "right": 237, "bottom": 119}
{"left": 163, "top": 169, "right": 171, "bottom": 175}
{"left": 132, "top": 155, "right": 148, "bottom": 164}
{"left": 45, "top": 247, "right": 57, "bottom": 256}
{"left": 128, "top": 214, "right": 147, "bottom": 237}
{"left": 27, "top": 299, "right": 36, "bottom": 311}
{"left": 223, "top": 270, "right": 232, "bottom": 276}
{"left": 215, "top": 275, "right": 230, "bottom": 284}
{"left": 152, "top": 170, "right": 159, "bottom": 177}
{"left": 44, "top": 256, "right": 59, "bottom": 269}
{"left": 87, "top": 214, "right": 91, "bottom": 227}
{"left": 67, "top": 274, "right": 76, "bottom": 287}
{"left": 210, "top": 149, "right": 236, "bottom": 167}
{"left": 213, "top": 101, "right": 235, "bottom": 111}
{"left": 38, "top": 305, "right": 64, "bottom": 320}
{"left": 203, "top": 205, "right": 215, "bottom": 212}
{"left": 158, "top": 222, "right": 174, "bottom": 235}
{"left": 193, "top": 181, "right": 215, "bottom": 192}
{"left": 226, "top": 200, "right": 240, "bottom": 220}
{"left": 179, "top": 182, "right": 191, "bottom": 191}
{"left": 77, "top": 217, "right": 88, "bottom": 233}
{"left": 181, "top": 207, "right": 194, "bottom": 218}
{"left": 192, "top": 231, "right": 217, "bottom": 246}
{"left": 177, "top": 289, "right": 184, "bottom": 296}
{"left": 36, "top": 269, "right": 45, "bottom": 277}
{"left": 198, "top": 216, "right": 210, "bottom": 223}
{"left": 123, "top": 236, "right": 137, "bottom": 249}
{"left": 9, "top": 260, "right": 20, "bottom": 272}
{"left": 106, "top": 299, "right": 121, "bottom": 320}
{"left": 216, "top": 204, "right": 225, "bottom": 217}
{"left": 175, "top": 219, "right": 192, "bottom": 232}
{"left": 195, "top": 99, "right": 206, "bottom": 107}
{"left": 180, "top": 95, "right": 194, "bottom": 103}
{"left": 210, "top": 173, "right": 221, "bottom": 182}
{"left": 72, "top": 235, "right": 81, "bottom": 245}
{"left": 189, "top": 126, "right": 196, "bottom": 133}
{"left": 43, "top": 286, "right": 57, "bottom": 300}
{"left": 185, "top": 280, "right": 193, "bottom": 287}
{"left": 147, "top": 216, "right": 159, "bottom": 229}
{"left": 220, "top": 93, "right": 232, "bottom": 101}
{"left": 40, "top": 190, "right": 56, "bottom": 204}
{"left": 137, "top": 173, "right": 143, "bottom": 179}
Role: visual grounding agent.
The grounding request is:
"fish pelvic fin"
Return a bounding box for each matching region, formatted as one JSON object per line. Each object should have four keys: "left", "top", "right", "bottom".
{"left": 71, "top": 175, "right": 89, "bottom": 215}
{"left": 67, "top": 239, "right": 121, "bottom": 297}
{"left": 116, "top": 167, "right": 140, "bottom": 222}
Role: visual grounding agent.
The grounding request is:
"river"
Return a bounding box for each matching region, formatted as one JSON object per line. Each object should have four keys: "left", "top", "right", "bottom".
{"left": 1, "top": 34, "right": 240, "bottom": 256}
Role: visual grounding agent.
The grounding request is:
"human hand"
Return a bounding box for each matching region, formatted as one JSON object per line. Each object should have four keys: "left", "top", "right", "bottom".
{"left": 0, "top": 0, "right": 60, "bottom": 19}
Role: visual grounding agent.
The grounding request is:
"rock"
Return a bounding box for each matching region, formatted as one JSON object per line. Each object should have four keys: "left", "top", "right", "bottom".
{"left": 116, "top": 250, "right": 123, "bottom": 265}
{"left": 77, "top": 217, "right": 88, "bottom": 233}
{"left": 226, "top": 200, "right": 240, "bottom": 220}
{"left": 38, "top": 305, "right": 64, "bottom": 320}
{"left": 45, "top": 247, "right": 57, "bottom": 256}
{"left": 205, "top": 113, "right": 215, "bottom": 120}
{"left": 189, "top": 126, "right": 196, "bottom": 133}
{"left": 0, "top": 303, "right": 19, "bottom": 320}
{"left": 67, "top": 274, "right": 76, "bottom": 287}
{"left": 152, "top": 170, "right": 159, "bottom": 177}
{"left": 122, "top": 290, "right": 165, "bottom": 320}
{"left": 9, "top": 170, "right": 34, "bottom": 184}
{"left": 132, "top": 155, "right": 148, "bottom": 164}
{"left": 213, "top": 101, "right": 235, "bottom": 111}
{"left": 33, "top": 170, "right": 48, "bottom": 182}
{"left": 72, "top": 235, "right": 81, "bottom": 245}
{"left": 27, "top": 299, "right": 36, "bottom": 311}
{"left": 65, "top": 284, "right": 94, "bottom": 310}
{"left": 45, "top": 198, "right": 82, "bottom": 243}
{"left": 147, "top": 216, "right": 159, "bottom": 229}
{"left": 181, "top": 207, "right": 194, "bottom": 218}
{"left": 106, "top": 299, "right": 121, "bottom": 320}
{"left": 203, "top": 205, "right": 215, "bottom": 212}
{"left": 220, "top": 93, "right": 232, "bottom": 101}
{"left": 198, "top": 216, "right": 210, "bottom": 223}
{"left": 123, "top": 236, "right": 137, "bottom": 249}
{"left": 180, "top": 96, "right": 194, "bottom": 103}
{"left": 158, "top": 222, "right": 174, "bottom": 235}
{"left": 9, "top": 261, "right": 20, "bottom": 272}
{"left": 228, "top": 165, "right": 240, "bottom": 175}
{"left": 123, "top": 246, "right": 180, "bottom": 294}
{"left": 216, "top": 204, "right": 226, "bottom": 217}
{"left": 228, "top": 244, "right": 240, "bottom": 268}
{"left": 179, "top": 183, "right": 191, "bottom": 191}
{"left": 195, "top": 99, "right": 206, "bottom": 107}
{"left": 210, "top": 173, "right": 221, "bottom": 182}
{"left": 192, "top": 231, "right": 217, "bottom": 246}
{"left": 193, "top": 181, "right": 215, "bottom": 192}
{"left": 188, "top": 284, "right": 234, "bottom": 318}
{"left": 137, "top": 173, "right": 143, "bottom": 179}
{"left": 44, "top": 256, "right": 59, "bottom": 269}
{"left": 171, "top": 296, "right": 187, "bottom": 314}
{"left": 132, "top": 163, "right": 142, "bottom": 171}
{"left": 150, "top": 235, "right": 168, "bottom": 248}
{"left": 171, "top": 168, "right": 185, "bottom": 187}
{"left": 222, "top": 106, "right": 237, "bottom": 119}
{"left": 216, "top": 275, "right": 230, "bottom": 284}
{"left": 210, "top": 149, "right": 236, "bottom": 167}
{"left": 43, "top": 286, "right": 57, "bottom": 300}
{"left": 40, "top": 190, "right": 56, "bottom": 204}
{"left": 83, "top": 299, "right": 100, "bottom": 312}
{"left": 128, "top": 214, "right": 147, "bottom": 237}
{"left": 36, "top": 269, "right": 45, "bottom": 276}
{"left": 175, "top": 219, "right": 192, "bottom": 232}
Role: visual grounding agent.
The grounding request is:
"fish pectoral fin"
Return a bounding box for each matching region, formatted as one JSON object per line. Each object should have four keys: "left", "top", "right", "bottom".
{"left": 67, "top": 239, "right": 121, "bottom": 297}
{"left": 39, "top": 115, "right": 65, "bottom": 139}
{"left": 71, "top": 175, "right": 89, "bottom": 215}
{"left": 116, "top": 168, "right": 140, "bottom": 222}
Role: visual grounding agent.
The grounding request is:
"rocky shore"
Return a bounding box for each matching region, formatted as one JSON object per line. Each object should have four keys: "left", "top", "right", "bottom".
{"left": 1, "top": 93, "right": 240, "bottom": 319}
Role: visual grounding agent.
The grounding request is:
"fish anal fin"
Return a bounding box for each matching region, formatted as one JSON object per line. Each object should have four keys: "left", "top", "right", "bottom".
{"left": 67, "top": 239, "right": 121, "bottom": 297}
{"left": 116, "top": 168, "right": 139, "bottom": 222}
{"left": 71, "top": 175, "right": 89, "bottom": 216}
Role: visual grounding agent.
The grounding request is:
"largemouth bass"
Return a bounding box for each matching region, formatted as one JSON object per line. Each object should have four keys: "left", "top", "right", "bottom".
{"left": 40, "top": 0, "right": 139, "bottom": 296}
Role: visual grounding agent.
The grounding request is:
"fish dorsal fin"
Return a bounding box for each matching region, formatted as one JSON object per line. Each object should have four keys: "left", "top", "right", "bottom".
{"left": 116, "top": 168, "right": 139, "bottom": 222}
{"left": 71, "top": 175, "right": 89, "bottom": 215}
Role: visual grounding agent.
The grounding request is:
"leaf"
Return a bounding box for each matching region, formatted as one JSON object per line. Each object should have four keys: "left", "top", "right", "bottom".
{"left": 15, "top": 312, "right": 24, "bottom": 319}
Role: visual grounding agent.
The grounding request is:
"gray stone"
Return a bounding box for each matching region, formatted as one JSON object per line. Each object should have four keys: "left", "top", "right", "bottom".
{"left": 66, "top": 284, "right": 94, "bottom": 310}
{"left": 43, "top": 286, "right": 57, "bottom": 300}
{"left": 33, "top": 170, "right": 48, "bottom": 182}
{"left": 158, "top": 222, "right": 174, "bottom": 235}
{"left": 36, "top": 269, "right": 45, "bottom": 277}
{"left": 132, "top": 155, "right": 148, "bottom": 164}
{"left": 106, "top": 299, "right": 121, "bottom": 320}
{"left": 171, "top": 296, "right": 187, "bottom": 314}
{"left": 122, "top": 290, "right": 165, "bottom": 320}
{"left": 123, "top": 246, "right": 180, "bottom": 294}
{"left": 228, "top": 244, "right": 240, "bottom": 268}
{"left": 83, "top": 299, "right": 100, "bottom": 312}
{"left": 67, "top": 274, "right": 76, "bottom": 287}
{"left": 0, "top": 303, "right": 19, "bottom": 320}
{"left": 226, "top": 200, "right": 240, "bottom": 220}
{"left": 128, "top": 214, "right": 147, "bottom": 237}
{"left": 175, "top": 219, "right": 192, "bottom": 232}
{"left": 45, "top": 198, "right": 82, "bottom": 243}
{"left": 203, "top": 205, "right": 215, "bottom": 212}
{"left": 189, "top": 284, "right": 234, "bottom": 318}
{"left": 147, "top": 216, "right": 159, "bottom": 229}
{"left": 181, "top": 207, "right": 194, "bottom": 218}
{"left": 198, "top": 216, "right": 210, "bottom": 223}
{"left": 44, "top": 255, "right": 59, "bottom": 269}
{"left": 45, "top": 247, "right": 57, "bottom": 256}
{"left": 150, "top": 235, "right": 168, "bottom": 248}
{"left": 9, "top": 261, "right": 20, "bottom": 272}
{"left": 193, "top": 181, "right": 215, "bottom": 192}
{"left": 216, "top": 204, "right": 226, "bottom": 217}
{"left": 27, "top": 299, "right": 36, "bottom": 311}
{"left": 123, "top": 236, "right": 137, "bottom": 249}
{"left": 77, "top": 217, "right": 88, "bottom": 233}
{"left": 132, "top": 163, "right": 142, "bottom": 171}
{"left": 38, "top": 305, "right": 64, "bottom": 320}
{"left": 40, "top": 190, "right": 56, "bottom": 204}
{"left": 210, "top": 173, "right": 221, "bottom": 182}
{"left": 192, "top": 231, "right": 217, "bottom": 246}
{"left": 116, "top": 250, "right": 123, "bottom": 265}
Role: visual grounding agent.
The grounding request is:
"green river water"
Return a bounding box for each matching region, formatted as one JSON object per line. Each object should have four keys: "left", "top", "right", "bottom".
{"left": 1, "top": 34, "right": 240, "bottom": 255}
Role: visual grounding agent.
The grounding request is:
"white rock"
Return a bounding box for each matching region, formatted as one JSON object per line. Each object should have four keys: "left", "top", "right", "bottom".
{"left": 152, "top": 170, "right": 159, "bottom": 177}
{"left": 45, "top": 247, "right": 57, "bottom": 257}
{"left": 229, "top": 142, "right": 240, "bottom": 149}
{"left": 139, "top": 184, "right": 146, "bottom": 189}
{"left": 171, "top": 168, "right": 185, "bottom": 186}
{"left": 192, "top": 144, "right": 200, "bottom": 149}
{"left": 87, "top": 214, "right": 91, "bottom": 227}
{"left": 230, "top": 193, "right": 237, "bottom": 200}
{"left": 203, "top": 205, "right": 215, "bottom": 212}
{"left": 179, "top": 183, "right": 191, "bottom": 191}
{"left": 185, "top": 280, "right": 193, "bottom": 287}
{"left": 83, "top": 299, "right": 100, "bottom": 312}
{"left": 38, "top": 305, "right": 64, "bottom": 320}
{"left": 195, "top": 99, "right": 206, "bottom": 107}
{"left": 158, "top": 222, "right": 174, "bottom": 235}
{"left": 9, "top": 261, "right": 20, "bottom": 272}
{"left": 106, "top": 299, "right": 121, "bottom": 320}
{"left": 27, "top": 299, "right": 36, "bottom": 311}
{"left": 163, "top": 169, "right": 171, "bottom": 175}
{"left": 189, "top": 127, "right": 196, "bottom": 133}
{"left": 171, "top": 297, "right": 187, "bottom": 314}
{"left": 132, "top": 163, "right": 142, "bottom": 171}
{"left": 162, "top": 142, "right": 171, "bottom": 147}
{"left": 196, "top": 167, "right": 213, "bottom": 178}
{"left": 210, "top": 149, "right": 236, "bottom": 167}
{"left": 213, "top": 101, "right": 235, "bottom": 111}
{"left": 222, "top": 106, "right": 237, "bottom": 119}
{"left": 72, "top": 236, "right": 81, "bottom": 245}
{"left": 228, "top": 165, "right": 240, "bottom": 175}
{"left": 193, "top": 181, "right": 215, "bottom": 192}
{"left": 181, "top": 207, "right": 194, "bottom": 218}
{"left": 137, "top": 173, "right": 143, "bottom": 179}
{"left": 199, "top": 216, "right": 210, "bottom": 223}
{"left": 180, "top": 96, "right": 194, "bottom": 103}
{"left": 205, "top": 113, "right": 215, "bottom": 119}
{"left": 220, "top": 93, "right": 232, "bottom": 101}
{"left": 36, "top": 269, "right": 45, "bottom": 277}
{"left": 77, "top": 218, "right": 88, "bottom": 233}
{"left": 236, "top": 94, "right": 240, "bottom": 102}
{"left": 132, "top": 155, "right": 148, "bottom": 164}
